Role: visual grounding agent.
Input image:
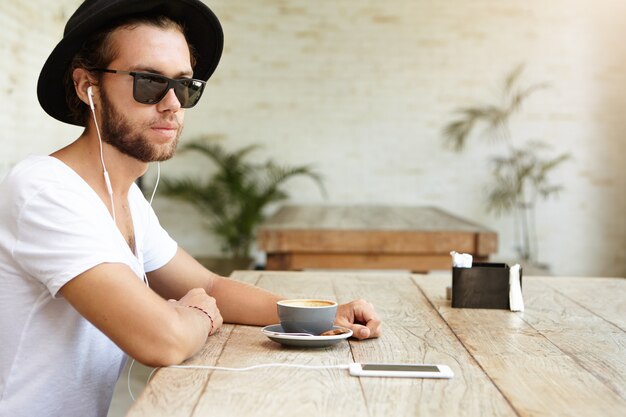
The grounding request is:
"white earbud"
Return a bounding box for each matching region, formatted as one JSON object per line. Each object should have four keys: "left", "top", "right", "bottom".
{"left": 87, "top": 86, "right": 95, "bottom": 110}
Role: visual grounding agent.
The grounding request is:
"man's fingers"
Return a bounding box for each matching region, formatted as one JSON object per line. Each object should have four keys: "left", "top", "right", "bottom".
{"left": 334, "top": 300, "right": 382, "bottom": 340}
{"left": 351, "top": 300, "right": 381, "bottom": 338}
{"left": 353, "top": 324, "right": 371, "bottom": 340}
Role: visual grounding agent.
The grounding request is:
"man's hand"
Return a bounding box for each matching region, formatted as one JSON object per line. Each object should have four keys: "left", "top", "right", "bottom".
{"left": 169, "top": 288, "right": 224, "bottom": 336}
{"left": 334, "top": 299, "right": 381, "bottom": 340}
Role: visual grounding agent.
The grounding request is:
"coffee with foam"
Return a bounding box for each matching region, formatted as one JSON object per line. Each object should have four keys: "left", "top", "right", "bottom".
{"left": 279, "top": 300, "right": 335, "bottom": 308}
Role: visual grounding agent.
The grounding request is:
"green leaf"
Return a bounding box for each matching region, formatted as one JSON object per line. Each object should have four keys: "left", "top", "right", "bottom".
{"left": 158, "top": 136, "right": 325, "bottom": 258}
{"left": 441, "top": 65, "right": 569, "bottom": 264}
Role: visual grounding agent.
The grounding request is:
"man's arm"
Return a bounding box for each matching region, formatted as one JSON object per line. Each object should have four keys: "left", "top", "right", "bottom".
{"left": 147, "top": 248, "right": 283, "bottom": 326}
{"left": 148, "top": 248, "right": 382, "bottom": 339}
{"left": 60, "top": 262, "right": 221, "bottom": 367}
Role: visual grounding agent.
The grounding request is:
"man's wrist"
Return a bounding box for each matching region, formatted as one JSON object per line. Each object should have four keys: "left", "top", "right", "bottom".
{"left": 185, "top": 305, "right": 214, "bottom": 337}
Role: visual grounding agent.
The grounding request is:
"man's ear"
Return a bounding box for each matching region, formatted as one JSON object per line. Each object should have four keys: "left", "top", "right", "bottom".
{"left": 72, "top": 68, "right": 97, "bottom": 107}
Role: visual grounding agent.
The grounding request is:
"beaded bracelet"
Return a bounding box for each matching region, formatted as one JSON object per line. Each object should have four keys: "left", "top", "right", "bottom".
{"left": 186, "top": 305, "right": 215, "bottom": 337}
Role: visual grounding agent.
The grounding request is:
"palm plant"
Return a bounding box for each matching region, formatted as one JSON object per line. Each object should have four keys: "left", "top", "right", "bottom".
{"left": 442, "top": 65, "right": 570, "bottom": 263}
{"left": 159, "top": 138, "right": 325, "bottom": 260}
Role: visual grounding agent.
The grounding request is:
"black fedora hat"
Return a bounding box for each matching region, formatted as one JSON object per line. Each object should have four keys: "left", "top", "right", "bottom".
{"left": 37, "top": 0, "right": 223, "bottom": 126}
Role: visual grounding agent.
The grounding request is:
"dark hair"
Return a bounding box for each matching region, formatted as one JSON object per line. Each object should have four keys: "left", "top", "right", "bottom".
{"left": 64, "top": 15, "right": 198, "bottom": 125}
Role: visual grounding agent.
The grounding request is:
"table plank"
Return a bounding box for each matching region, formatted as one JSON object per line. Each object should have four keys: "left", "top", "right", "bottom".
{"left": 539, "top": 277, "right": 626, "bottom": 331}
{"left": 189, "top": 272, "right": 366, "bottom": 417}
{"left": 261, "top": 205, "right": 493, "bottom": 232}
{"left": 519, "top": 277, "right": 626, "bottom": 399}
{"left": 229, "top": 270, "right": 263, "bottom": 285}
{"left": 414, "top": 274, "right": 626, "bottom": 416}
{"left": 330, "top": 272, "right": 517, "bottom": 416}
{"left": 261, "top": 229, "right": 480, "bottom": 254}
{"left": 190, "top": 325, "right": 362, "bottom": 417}
{"left": 267, "top": 252, "right": 453, "bottom": 271}
{"left": 126, "top": 324, "right": 236, "bottom": 417}
{"left": 126, "top": 272, "right": 263, "bottom": 417}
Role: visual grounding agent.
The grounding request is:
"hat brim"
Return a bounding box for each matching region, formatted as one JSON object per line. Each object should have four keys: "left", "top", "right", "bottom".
{"left": 37, "top": 0, "right": 223, "bottom": 126}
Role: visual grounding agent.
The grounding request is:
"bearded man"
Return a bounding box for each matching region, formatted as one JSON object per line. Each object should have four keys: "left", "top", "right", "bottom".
{"left": 0, "top": 2, "right": 381, "bottom": 416}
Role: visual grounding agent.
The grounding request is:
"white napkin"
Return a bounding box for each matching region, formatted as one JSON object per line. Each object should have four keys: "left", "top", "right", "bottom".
{"left": 450, "top": 251, "right": 473, "bottom": 268}
{"left": 509, "top": 264, "right": 524, "bottom": 312}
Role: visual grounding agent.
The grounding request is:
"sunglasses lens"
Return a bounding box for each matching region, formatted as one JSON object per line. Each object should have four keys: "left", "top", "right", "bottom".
{"left": 174, "top": 79, "right": 205, "bottom": 108}
{"left": 133, "top": 73, "right": 205, "bottom": 107}
{"left": 134, "top": 73, "right": 169, "bottom": 104}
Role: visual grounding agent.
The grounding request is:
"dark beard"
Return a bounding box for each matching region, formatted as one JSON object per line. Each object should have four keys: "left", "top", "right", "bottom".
{"left": 99, "top": 89, "right": 182, "bottom": 162}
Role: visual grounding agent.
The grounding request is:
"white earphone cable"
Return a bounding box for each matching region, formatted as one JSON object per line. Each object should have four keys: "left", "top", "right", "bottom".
{"left": 168, "top": 363, "right": 351, "bottom": 372}
{"left": 88, "top": 89, "right": 168, "bottom": 402}
{"left": 88, "top": 88, "right": 161, "bottom": 400}
{"left": 141, "top": 162, "right": 159, "bottom": 288}
{"left": 128, "top": 162, "right": 162, "bottom": 399}
{"left": 89, "top": 89, "right": 116, "bottom": 222}
{"left": 127, "top": 362, "right": 350, "bottom": 401}
{"left": 148, "top": 161, "right": 161, "bottom": 206}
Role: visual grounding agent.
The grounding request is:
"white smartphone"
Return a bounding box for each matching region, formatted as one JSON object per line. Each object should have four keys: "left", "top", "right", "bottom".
{"left": 349, "top": 363, "right": 454, "bottom": 379}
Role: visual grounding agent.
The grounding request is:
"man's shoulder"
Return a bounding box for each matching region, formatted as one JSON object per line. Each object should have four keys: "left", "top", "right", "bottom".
{"left": 4, "top": 155, "right": 65, "bottom": 185}
{"left": 1, "top": 155, "right": 80, "bottom": 206}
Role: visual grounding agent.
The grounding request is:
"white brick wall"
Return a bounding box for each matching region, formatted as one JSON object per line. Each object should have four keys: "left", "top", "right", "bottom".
{"left": 1, "top": 0, "right": 625, "bottom": 276}
{"left": 0, "top": 0, "right": 82, "bottom": 177}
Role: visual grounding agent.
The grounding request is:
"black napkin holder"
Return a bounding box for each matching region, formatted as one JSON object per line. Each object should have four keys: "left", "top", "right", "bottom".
{"left": 451, "top": 262, "right": 522, "bottom": 309}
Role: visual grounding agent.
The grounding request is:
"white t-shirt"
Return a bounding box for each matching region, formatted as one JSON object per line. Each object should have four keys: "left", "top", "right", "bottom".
{"left": 0, "top": 155, "right": 178, "bottom": 417}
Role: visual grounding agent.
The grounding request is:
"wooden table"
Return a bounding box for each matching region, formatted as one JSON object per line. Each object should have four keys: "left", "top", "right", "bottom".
{"left": 128, "top": 271, "right": 625, "bottom": 417}
{"left": 257, "top": 205, "right": 497, "bottom": 272}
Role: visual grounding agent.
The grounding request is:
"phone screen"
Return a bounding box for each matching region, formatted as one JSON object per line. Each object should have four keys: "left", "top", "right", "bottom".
{"left": 361, "top": 364, "right": 440, "bottom": 373}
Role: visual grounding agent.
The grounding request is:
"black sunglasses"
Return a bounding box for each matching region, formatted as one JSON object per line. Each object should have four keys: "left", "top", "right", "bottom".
{"left": 91, "top": 68, "right": 206, "bottom": 108}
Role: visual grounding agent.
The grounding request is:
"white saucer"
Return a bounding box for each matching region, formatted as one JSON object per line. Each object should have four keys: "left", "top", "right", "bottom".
{"left": 262, "top": 324, "right": 352, "bottom": 348}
